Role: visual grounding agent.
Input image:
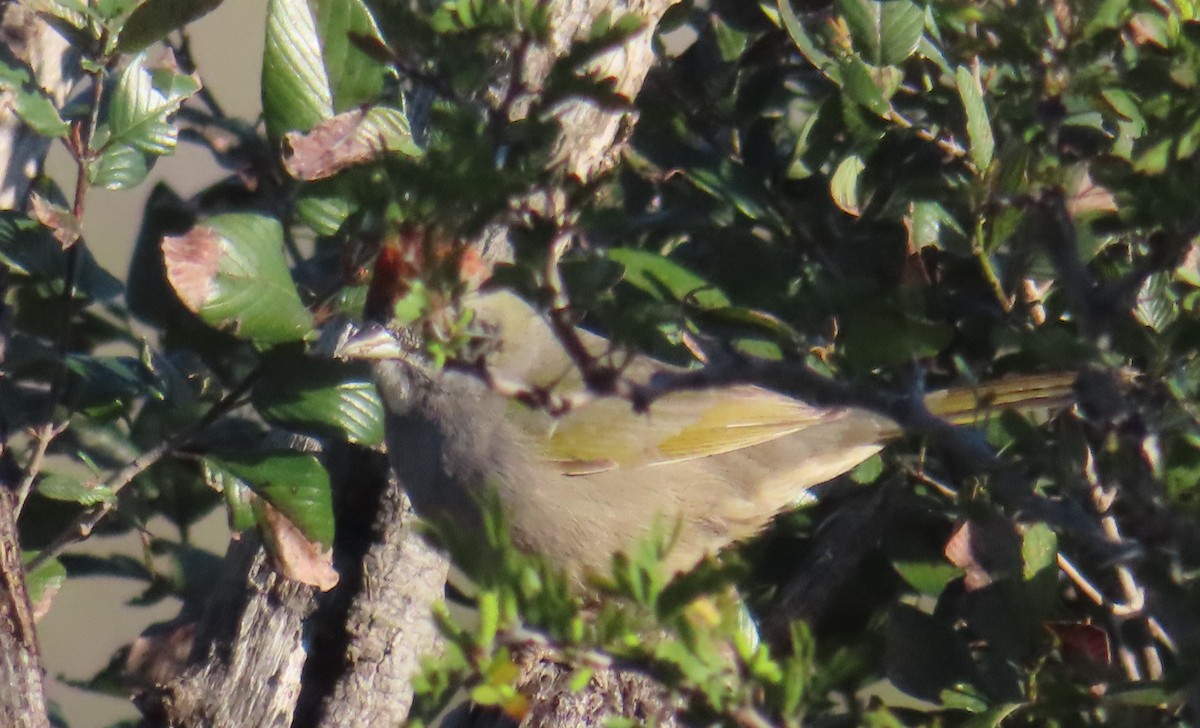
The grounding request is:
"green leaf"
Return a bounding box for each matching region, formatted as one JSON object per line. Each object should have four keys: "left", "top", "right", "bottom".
{"left": 0, "top": 56, "right": 70, "bottom": 137}
{"left": 117, "top": 0, "right": 227, "bottom": 52}
{"left": 956, "top": 65, "right": 994, "bottom": 171}
{"left": 252, "top": 354, "right": 384, "bottom": 445}
{"left": 162, "top": 212, "right": 314, "bottom": 346}
{"left": 90, "top": 53, "right": 201, "bottom": 190}
{"left": 777, "top": 0, "right": 842, "bottom": 83}
{"left": 830, "top": 153, "right": 866, "bottom": 216}
{"left": 1020, "top": 522, "right": 1056, "bottom": 580}
{"left": 841, "top": 57, "right": 891, "bottom": 116}
{"left": 107, "top": 53, "right": 201, "bottom": 154}
{"left": 606, "top": 248, "right": 731, "bottom": 309}
{"left": 37, "top": 474, "right": 116, "bottom": 505}
{"left": 263, "top": 0, "right": 334, "bottom": 138}
{"left": 23, "top": 554, "right": 67, "bottom": 613}
{"left": 962, "top": 703, "right": 1022, "bottom": 728}
{"left": 206, "top": 453, "right": 334, "bottom": 546}
{"left": 837, "top": 0, "right": 923, "bottom": 66}
{"left": 314, "top": 0, "right": 389, "bottom": 110}
{"left": 89, "top": 143, "right": 150, "bottom": 190}
{"left": 0, "top": 212, "right": 121, "bottom": 299}
{"left": 893, "top": 559, "right": 961, "bottom": 597}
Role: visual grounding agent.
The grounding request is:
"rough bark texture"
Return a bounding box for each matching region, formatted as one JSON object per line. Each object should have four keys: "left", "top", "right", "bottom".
{"left": 144, "top": 2, "right": 676, "bottom": 726}
{"left": 308, "top": 464, "right": 449, "bottom": 728}
{"left": 0, "top": 7, "right": 76, "bottom": 727}
{"left": 138, "top": 537, "right": 319, "bottom": 728}
{"left": 0, "top": 490, "right": 50, "bottom": 728}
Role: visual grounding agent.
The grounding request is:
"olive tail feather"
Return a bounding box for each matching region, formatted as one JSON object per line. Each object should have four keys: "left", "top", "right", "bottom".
{"left": 922, "top": 372, "right": 1078, "bottom": 426}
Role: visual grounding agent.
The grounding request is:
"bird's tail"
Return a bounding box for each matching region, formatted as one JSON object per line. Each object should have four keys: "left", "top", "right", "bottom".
{"left": 923, "top": 372, "right": 1078, "bottom": 426}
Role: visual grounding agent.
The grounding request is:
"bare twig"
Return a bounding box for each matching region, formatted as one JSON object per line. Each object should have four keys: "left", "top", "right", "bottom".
{"left": 14, "top": 420, "right": 67, "bottom": 515}
{"left": 26, "top": 368, "right": 261, "bottom": 570}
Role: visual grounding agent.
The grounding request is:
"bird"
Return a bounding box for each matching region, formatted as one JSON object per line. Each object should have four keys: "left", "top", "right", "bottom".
{"left": 336, "top": 283, "right": 1075, "bottom": 582}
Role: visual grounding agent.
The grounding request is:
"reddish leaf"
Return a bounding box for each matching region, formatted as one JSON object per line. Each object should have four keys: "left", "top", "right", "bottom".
{"left": 1046, "top": 621, "right": 1112, "bottom": 669}
{"left": 29, "top": 193, "right": 82, "bottom": 248}
{"left": 282, "top": 105, "right": 419, "bottom": 181}
{"left": 162, "top": 225, "right": 222, "bottom": 312}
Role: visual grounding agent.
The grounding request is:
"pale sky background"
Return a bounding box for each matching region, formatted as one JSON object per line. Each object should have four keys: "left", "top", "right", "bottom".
{"left": 40, "top": 2, "right": 268, "bottom": 725}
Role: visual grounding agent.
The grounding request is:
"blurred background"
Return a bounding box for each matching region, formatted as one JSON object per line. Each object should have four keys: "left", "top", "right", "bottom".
{"left": 38, "top": 2, "right": 267, "bottom": 724}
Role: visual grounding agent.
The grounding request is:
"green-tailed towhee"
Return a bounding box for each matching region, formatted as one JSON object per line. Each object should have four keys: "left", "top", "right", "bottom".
{"left": 337, "top": 285, "right": 1074, "bottom": 581}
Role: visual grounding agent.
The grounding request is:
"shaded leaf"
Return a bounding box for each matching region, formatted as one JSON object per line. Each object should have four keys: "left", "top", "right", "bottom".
{"left": 606, "top": 248, "right": 731, "bottom": 309}
{"left": 118, "top": 0, "right": 227, "bottom": 52}
{"left": 252, "top": 354, "right": 384, "bottom": 446}
{"left": 23, "top": 554, "right": 66, "bottom": 622}
{"left": 37, "top": 473, "right": 116, "bottom": 506}
{"left": 956, "top": 64, "right": 994, "bottom": 171}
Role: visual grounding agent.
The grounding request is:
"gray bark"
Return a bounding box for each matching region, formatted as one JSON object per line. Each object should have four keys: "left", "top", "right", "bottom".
{"left": 0, "top": 6, "right": 76, "bottom": 727}
{"left": 145, "top": 2, "right": 677, "bottom": 726}
{"left": 0, "top": 490, "right": 50, "bottom": 728}
{"left": 138, "top": 537, "right": 318, "bottom": 728}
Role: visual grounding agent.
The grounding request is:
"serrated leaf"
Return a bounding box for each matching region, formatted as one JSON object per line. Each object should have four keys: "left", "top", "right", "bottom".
{"left": 37, "top": 474, "right": 116, "bottom": 505}
{"left": 263, "top": 0, "right": 334, "bottom": 138}
{"left": 118, "top": 0, "right": 226, "bottom": 52}
{"left": 107, "top": 52, "right": 200, "bottom": 155}
{"left": 252, "top": 355, "right": 384, "bottom": 445}
{"left": 207, "top": 452, "right": 334, "bottom": 546}
{"left": 837, "top": 0, "right": 923, "bottom": 66}
{"left": 89, "top": 53, "right": 199, "bottom": 190}
{"left": 162, "top": 213, "right": 314, "bottom": 346}
{"left": 956, "top": 64, "right": 994, "bottom": 171}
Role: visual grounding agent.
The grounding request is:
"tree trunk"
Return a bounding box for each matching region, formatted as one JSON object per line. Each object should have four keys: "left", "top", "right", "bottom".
{"left": 0, "top": 6, "right": 77, "bottom": 726}
{"left": 145, "top": 2, "right": 676, "bottom": 725}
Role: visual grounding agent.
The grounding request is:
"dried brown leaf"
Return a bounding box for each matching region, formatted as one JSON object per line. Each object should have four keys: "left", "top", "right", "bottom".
{"left": 29, "top": 193, "right": 81, "bottom": 248}
{"left": 282, "top": 107, "right": 383, "bottom": 181}
{"left": 259, "top": 500, "right": 339, "bottom": 591}
{"left": 162, "top": 225, "right": 223, "bottom": 312}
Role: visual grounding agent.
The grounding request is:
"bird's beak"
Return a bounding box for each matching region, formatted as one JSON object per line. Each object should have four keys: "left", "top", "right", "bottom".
{"left": 332, "top": 323, "right": 407, "bottom": 360}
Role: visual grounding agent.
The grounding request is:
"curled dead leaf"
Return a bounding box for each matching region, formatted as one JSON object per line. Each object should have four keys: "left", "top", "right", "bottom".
{"left": 258, "top": 499, "right": 339, "bottom": 591}
{"left": 29, "top": 193, "right": 82, "bottom": 248}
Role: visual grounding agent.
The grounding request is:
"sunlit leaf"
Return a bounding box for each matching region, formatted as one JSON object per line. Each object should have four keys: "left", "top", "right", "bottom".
{"left": 162, "top": 213, "right": 314, "bottom": 346}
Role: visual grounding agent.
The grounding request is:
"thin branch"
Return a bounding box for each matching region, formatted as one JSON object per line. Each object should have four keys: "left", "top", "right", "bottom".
{"left": 14, "top": 420, "right": 66, "bottom": 514}
{"left": 26, "top": 368, "right": 262, "bottom": 570}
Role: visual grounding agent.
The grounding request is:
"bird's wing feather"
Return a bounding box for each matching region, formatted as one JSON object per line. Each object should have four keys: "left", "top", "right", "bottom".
{"left": 541, "top": 386, "right": 838, "bottom": 471}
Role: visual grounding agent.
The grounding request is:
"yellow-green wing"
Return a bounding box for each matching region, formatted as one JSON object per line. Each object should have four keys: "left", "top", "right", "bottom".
{"left": 540, "top": 385, "right": 841, "bottom": 472}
